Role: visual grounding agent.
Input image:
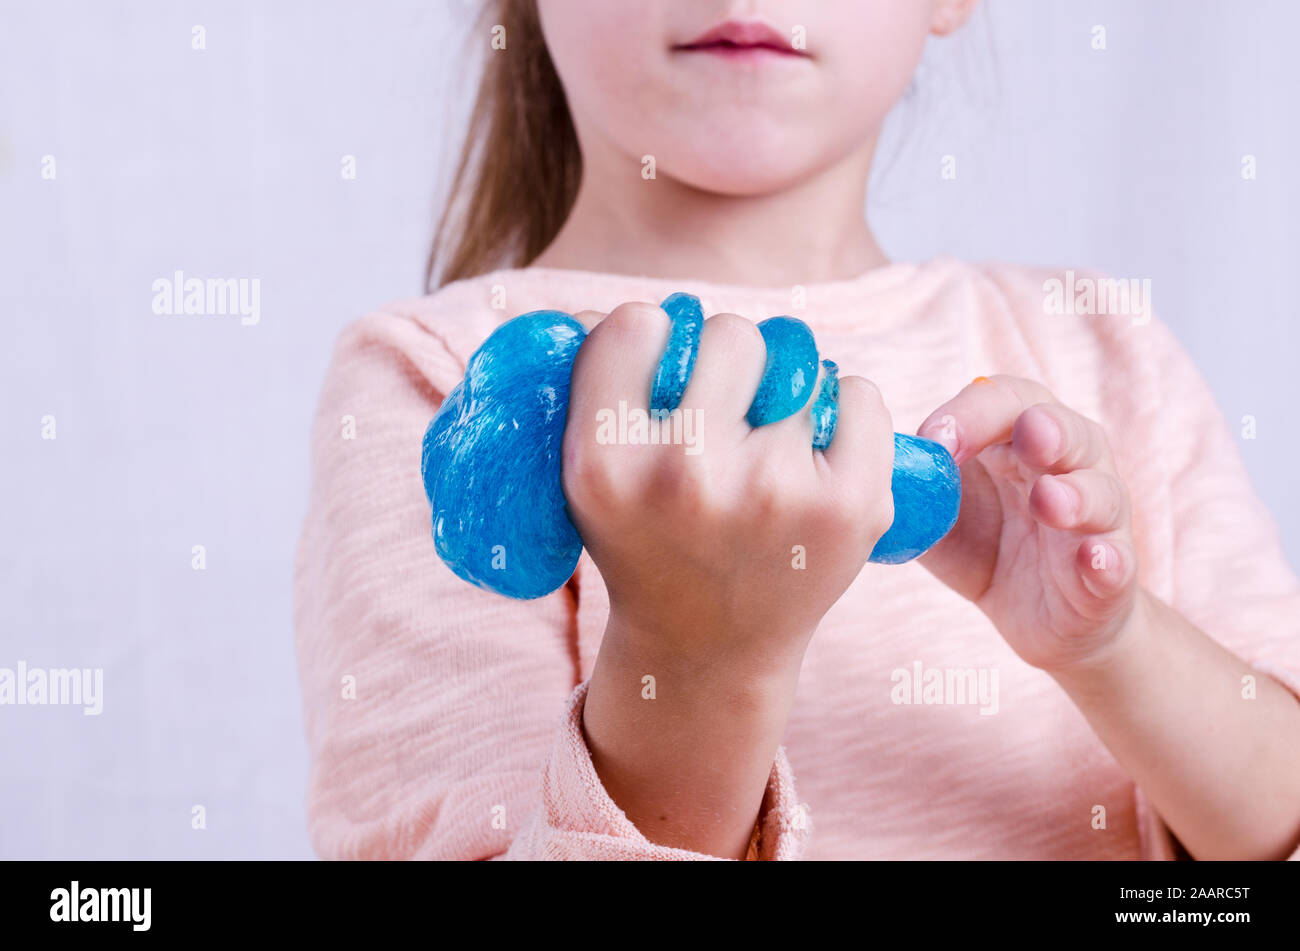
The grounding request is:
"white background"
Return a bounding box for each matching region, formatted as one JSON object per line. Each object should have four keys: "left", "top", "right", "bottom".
{"left": 1, "top": 0, "right": 1296, "bottom": 858}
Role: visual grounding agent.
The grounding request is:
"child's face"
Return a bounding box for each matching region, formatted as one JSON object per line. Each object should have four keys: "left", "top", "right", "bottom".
{"left": 537, "top": 0, "right": 966, "bottom": 195}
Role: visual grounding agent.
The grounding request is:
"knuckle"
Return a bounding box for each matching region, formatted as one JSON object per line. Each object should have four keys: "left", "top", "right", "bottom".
{"left": 1022, "top": 401, "right": 1055, "bottom": 424}
{"left": 749, "top": 484, "right": 785, "bottom": 524}
{"left": 644, "top": 449, "right": 698, "bottom": 495}
{"left": 704, "top": 313, "right": 764, "bottom": 353}
{"left": 1033, "top": 403, "right": 1072, "bottom": 453}
{"left": 598, "top": 301, "right": 667, "bottom": 340}
{"left": 643, "top": 450, "right": 730, "bottom": 519}
{"left": 744, "top": 457, "right": 789, "bottom": 518}
{"left": 839, "top": 374, "right": 883, "bottom": 405}
{"left": 839, "top": 376, "right": 892, "bottom": 429}
{"left": 988, "top": 374, "right": 1046, "bottom": 410}
{"left": 563, "top": 443, "right": 621, "bottom": 508}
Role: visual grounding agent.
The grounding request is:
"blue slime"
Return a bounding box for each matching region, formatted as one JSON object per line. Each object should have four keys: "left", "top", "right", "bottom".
{"left": 421, "top": 293, "right": 961, "bottom": 599}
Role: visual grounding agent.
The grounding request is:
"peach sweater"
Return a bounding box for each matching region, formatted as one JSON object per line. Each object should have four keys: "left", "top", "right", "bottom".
{"left": 294, "top": 259, "right": 1300, "bottom": 860}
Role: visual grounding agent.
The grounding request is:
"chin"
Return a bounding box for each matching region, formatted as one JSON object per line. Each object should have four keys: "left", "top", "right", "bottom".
{"left": 670, "top": 161, "right": 812, "bottom": 197}
{"left": 650, "top": 123, "right": 836, "bottom": 197}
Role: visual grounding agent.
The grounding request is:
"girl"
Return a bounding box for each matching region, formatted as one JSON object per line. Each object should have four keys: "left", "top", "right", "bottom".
{"left": 294, "top": 0, "right": 1300, "bottom": 859}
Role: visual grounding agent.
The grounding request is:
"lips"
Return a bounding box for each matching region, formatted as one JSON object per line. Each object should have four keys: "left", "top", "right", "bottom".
{"left": 674, "top": 19, "right": 809, "bottom": 58}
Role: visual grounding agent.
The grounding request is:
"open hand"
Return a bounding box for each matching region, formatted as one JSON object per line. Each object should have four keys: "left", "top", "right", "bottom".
{"left": 917, "top": 375, "right": 1142, "bottom": 672}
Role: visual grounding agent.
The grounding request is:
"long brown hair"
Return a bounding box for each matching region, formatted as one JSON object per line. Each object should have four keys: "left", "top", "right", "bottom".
{"left": 425, "top": 0, "right": 581, "bottom": 291}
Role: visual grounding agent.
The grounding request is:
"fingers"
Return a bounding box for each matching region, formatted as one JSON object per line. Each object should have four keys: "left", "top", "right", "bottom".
{"left": 1028, "top": 469, "right": 1129, "bottom": 534}
{"left": 678, "top": 313, "right": 768, "bottom": 429}
{"left": 918, "top": 374, "right": 1056, "bottom": 465}
{"left": 574, "top": 307, "right": 866, "bottom": 471}
{"left": 1012, "top": 403, "right": 1111, "bottom": 473}
{"left": 1074, "top": 535, "right": 1137, "bottom": 601}
{"left": 918, "top": 375, "right": 1115, "bottom": 482}
{"left": 568, "top": 301, "right": 671, "bottom": 434}
{"left": 742, "top": 357, "right": 834, "bottom": 460}
{"left": 822, "top": 375, "right": 895, "bottom": 497}
{"left": 566, "top": 301, "right": 670, "bottom": 459}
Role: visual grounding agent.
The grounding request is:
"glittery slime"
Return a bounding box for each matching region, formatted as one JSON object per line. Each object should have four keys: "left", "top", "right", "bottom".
{"left": 421, "top": 293, "right": 961, "bottom": 599}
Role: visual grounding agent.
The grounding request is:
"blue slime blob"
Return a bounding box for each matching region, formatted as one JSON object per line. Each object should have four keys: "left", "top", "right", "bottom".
{"left": 421, "top": 310, "right": 587, "bottom": 599}
{"left": 800, "top": 360, "right": 958, "bottom": 563}
{"left": 871, "top": 434, "right": 962, "bottom": 564}
{"left": 650, "top": 292, "right": 704, "bottom": 412}
{"left": 810, "top": 359, "right": 840, "bottom": 451}
{"left": 420, "top": 293, "right": 961, "bottom": 599}
{"left": 746, "top": 316, "right": 820, "bottom": 426}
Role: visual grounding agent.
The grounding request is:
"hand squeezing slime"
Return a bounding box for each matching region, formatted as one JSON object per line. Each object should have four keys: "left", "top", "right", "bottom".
{"left": 421, "top": 293, "right": 961, "bottom": 600}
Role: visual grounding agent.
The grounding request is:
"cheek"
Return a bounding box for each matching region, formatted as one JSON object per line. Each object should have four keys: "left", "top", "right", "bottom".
{"left": 824, "top": 0, "right": 933, "bottom": 117}
{"left": 539, "top": 0, "right": 664, "bottom": 130}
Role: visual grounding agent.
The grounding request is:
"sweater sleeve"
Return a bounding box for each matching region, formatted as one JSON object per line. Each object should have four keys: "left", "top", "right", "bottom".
{"left": 1135, "top": 320, "right": 1300, "bottom": 860}
{"left": 294, "top": 309, "right": 809, "bottom": 860}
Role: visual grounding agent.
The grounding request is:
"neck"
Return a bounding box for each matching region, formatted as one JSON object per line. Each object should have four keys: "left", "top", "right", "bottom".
{"left": 532, "top": 137, "right": 888, "bottom": 287}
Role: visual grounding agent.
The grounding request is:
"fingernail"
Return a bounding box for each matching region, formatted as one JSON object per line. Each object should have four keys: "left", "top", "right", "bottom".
{"left": 920, "top": 419, "right": 958, "bottom": 458}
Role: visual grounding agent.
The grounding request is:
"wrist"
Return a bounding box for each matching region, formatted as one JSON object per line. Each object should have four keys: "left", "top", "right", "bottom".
{"left": 600, "top": 607, "right": 810, "bottom": 695}
{"left": 1047, "top": 588, "right": 1158, "bottom": 700}
{"left": 582, "top": 611, "right": 803, "bottom": 857}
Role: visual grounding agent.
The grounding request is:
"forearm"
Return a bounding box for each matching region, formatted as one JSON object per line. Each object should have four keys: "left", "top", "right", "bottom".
{"left": 1052, "top": 588, "right": 1300, "bottom": 859}
{"left": 582, "top": 615, "right": 805, "bottom": 859}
